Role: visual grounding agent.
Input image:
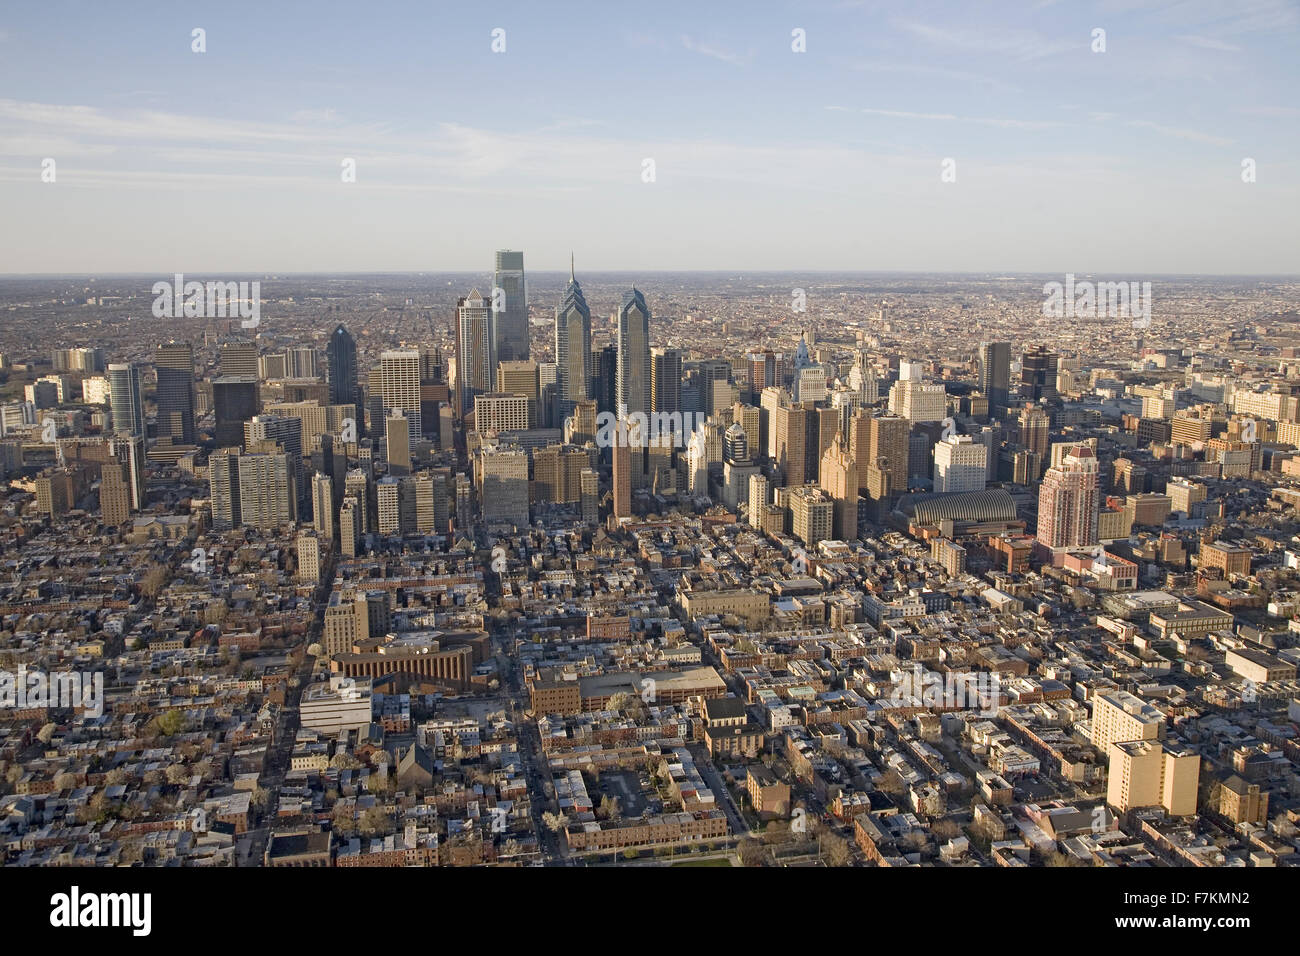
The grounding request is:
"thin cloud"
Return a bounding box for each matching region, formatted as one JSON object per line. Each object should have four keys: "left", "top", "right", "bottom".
{"left": 681, "top": 35, "right": 749, "bottom": 66}
{"left": 1175, "top": 34, "right": 1242, "bottom": 51}
{"left": 1126, "top": 119, "right": 1232, "bottom": 146}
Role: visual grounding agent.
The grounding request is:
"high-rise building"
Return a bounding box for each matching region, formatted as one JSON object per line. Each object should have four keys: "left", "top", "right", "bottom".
{"left": 284, "top": 346, "right": 319, "bottom": 379}
{"left": 612, "top": 420, "right": 632, "bottom": 521}
{"left": 555, "top": 256, "right": 592, "bottom": 418}
{"left": 219, "top": 338, "right": 259, "bottom": 379}
{"left": 580, "top": 468, "right": 600, "bottom": 524}
{"left": 312, "top": 472, "right": 335, "bottom": 540}
{"left": 651, "top": 348, "right": 682, "bottom": 415}
{"left": 237, "top": 451, "right": 296, "bottom": 528}
{"left": 108, "top": 363, "right": 145, "bottom": 437}
{"left": 209, "top": 447, "right": 241, "bottom": 530}
{"left": 385, "top": 411, "right": 411, "bottom": 476}
{"left": 327, "top": 324, "right": 361, "bottom": 428}
{"left": 212, "top": 376, "right": 258, "bottom": 448}
{"left": 1018, "top": 404, "right": 1050, "bottom": 473}
{"left": 497, "top": 360, "right": 539, "bottom": 428}
{"left": 155, "top": 343, "right": 196, "bottom": 444}
{"left": 478, "top": 446, "right": 530, "bottom": 528}
{"left": 455, "top": 291, "right": 493, "bottom": 417}
{"left": 888, "top": 379, "right": 947, "bottom": 423}
{"left": 977, "top": 341, "right": 1011, "bottom": 412}
{"left": 775, "top": 403, "right": 819, "bottom": 487}
{"left": 748, "top": 473, "right": 769, "bottom": 529}
{"left": 378, "top": 350, "right": 422, "bottom": 437}
{"left": 933, "top": 434, "right": 988, "bottom": 493}
{"left": 475, "top": 392, "right": 530, "bottom": 435}
{"left": 108, "top": 434, "right": 146, "bottom": 512}
{"left": 819, "top": 431, "right": 859, "bottom": 541}
{"left": 99, "top": 462, "right": 131, "bottom": 525}
{"left": 868, "top": 414, "right": 910, "bottom": 498}
{"left": 1036, "top": 443, "right": 1100, "bottom": 551}
{"left": 616, "top": 289, "right": 652, "bottom": 418}
{"left": 296, "top": 530, "right": 322, "bottom": 584}
{"left": 1021, "top": 346, "right": 1059, "bottom": 403}
{"left": 492, "top": 250, "right": 529, "bottom": 362}
{"left": 789, "top": 485, "right": 834, "bottom": 548}
{"left": 339, "top": 495, "right": 361, "bottom": 557}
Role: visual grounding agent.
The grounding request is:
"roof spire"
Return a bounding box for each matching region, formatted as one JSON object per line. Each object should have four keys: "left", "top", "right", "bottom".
{"left": 570, "top": 251, "right": 574, "bottom": 282}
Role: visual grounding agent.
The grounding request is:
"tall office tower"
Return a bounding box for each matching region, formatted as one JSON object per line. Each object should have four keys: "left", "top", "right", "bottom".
{"left": 888, "top": 379, "right": 948, "bottom": 423}
{"left": 259, "top": 353, "right": 288, "bottom": 380}
{"left": 761, "top": 387, "right": 787, "bottom": 460}
{"left": 327, "top": 324, "right": 361, "bottom": 426}
{"left": 412, "top": 472, "right": 444, "bottom": 533}
{"left": 419, "top": 346, "right": 445, "bottom": 385}
{"left": 849, "top": 409, "right": 872, "bottom": 495}
{"left": 794, "top": 365, "right": 827, "bottom": 404}
{"left": 776, "top": 403, "right": 819, "bottom": 487}
{"left": 978, "top": 341, "right": 1011, "bottom": 412}
{"left": 1018, "top": 403, "right": 1050, "bottom": 467}
{"left": 295, "top": 530, "right": 322, "bottom": 583}
{"left": 594, "top": 344, "right": 618, "bottom": 415}
{"left": 455, "top": 290, "right": 493, "bottom": 417}
{"left": 819, "top": 431, "right": 859, "bottom": 541}
{"left": 312, "top": 472, "right": 335, "bottom": 539}
{"left": 478, "top": 446, "right": 530, "bottom": 528}
{"left": 219, "top": 338, "right": 259, "bottom": 379}
{"left": 746, "top": 350, "right": 782, "bottom": 393}
{"left": 376, "top": 478, "right": 403, "bottom": 536}
{"left": 284, "top": 346, "right": 319, "bottom": 379}
{"left": 612, "top": 420, "right": 632, "bottom": 520}
{"left": 975, "top": 426, "right": 998, "bottom": 481}
{"left": 580, "top": 468, "right": 600, "bottom": 524}
{"left": 651, "top": 348, "right": 683, "bottom": 415}
{"left": 345, "top": 469, "right": 372, "bottom": 532}
{"left": 723, "top": 422, "right": 750, "bottom": 465}
{"left": 238, "top": 451, "right": 296, "bottom": 528}
{"left": 1021, "top": 346, "right": 1059, "bottom": 403}
{"left": 209, "top": 448, "right": 242, "bottom": 530}
{"left": 108, "top": 363, "right": 145, "bottom": 437}
{"left": 555, "top": 257, "right": 592, "bottom": 418}
{"left": 339, "top": 495, "right": 361, "bottom": 556}
{"left": 933, "top": 434, "right": 988, "bottom": 493}
{"left": 99, "top": 462, "right": 131, "bottom": 525}
{"left": 790, "top": 485, "right": 834, "bottom": 548}
{"left": 385, "top": 411, "right": 411, "bottom": 476}
{"left": 732, "top": 403, "right": 761, "bottom": 460}
{"left": 497, "top": 360, "right": 540, "bottom": 428}
{"left": 102, "top": 436, "right": 145, "bottom": 517}
{"left": 492, "top": 250, "right": 529, "bottom": 362}
{"left": 563, "top": 399, "right": 598, "bottom": 446}
{"left": 474, "top": 393, "right": 530, "bottom": 435}
{"left": 155, "top": 343, "right": 196, "bottom": 444}
{"left": 245, "top": 414, "right": 304, "bottom": 504}
{"left": 1037, "top": 444, "right": 1100, "bottom": 550}
{"left": 616, "top": 288, "right": 652, "bottom": 418}
{"left": 748, "top": 473, "right": 769, "bottom": 529}
{"left": 213, "top": 376, "right": 259, "bottom": 448}
{"left": 847, "top": 357, "right": 878, "bottom": 406}
{"left": 868, "top": 414, "right": 910, "bottom": 499}
{"left": 378, "top": 349, "right": 422, "bottom": 437}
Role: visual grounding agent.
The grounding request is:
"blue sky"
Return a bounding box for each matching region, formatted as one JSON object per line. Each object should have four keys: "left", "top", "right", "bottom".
{"left": 1, "top": 0, "right": 1296, "bottom": 273}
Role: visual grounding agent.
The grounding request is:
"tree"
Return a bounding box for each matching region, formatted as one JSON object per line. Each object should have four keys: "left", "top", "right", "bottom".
{"left": 165, "top": 763, "right": 190, "bottom": 786}
{"left": 876, "top": 770, "right": 905, "bottom": 796}
{"left": 931, "top": 819, "right": 961, "bottom": 841}
{"left": 824, "top": 832, "right": 852, "bottom": 867}
{"left": 36, "top": 723, "right": 56, "bottom": 745}
{"left": 738, "top": 837, "right": 766, "bottom": 867}
{"left": 542, "top": 811, "right": 569, "bottom": 833}
{"left": 140, "top": 564, "right": 169, "bottom": 598}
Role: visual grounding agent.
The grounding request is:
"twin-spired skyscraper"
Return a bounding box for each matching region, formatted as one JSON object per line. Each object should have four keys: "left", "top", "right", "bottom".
{"left": 616, "top": 288, "right": 651, "bottom": 419}
{"left": 555, "top": 254, "right": 592, "bottom": 418}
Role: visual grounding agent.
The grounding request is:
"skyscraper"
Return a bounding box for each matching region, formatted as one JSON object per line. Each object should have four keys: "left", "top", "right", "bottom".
{"left": 455, "top": 290, "right": 493, "bottom": 417}
{"left": 327, "top": 324, "right": 361, "bottom": 427}
{"left": 108, "top": 363, "right": 145, "bottom": 437}
{"left": 1037, "top": 444, "right": 1100, "bottom": 551}
{"left": 219, "top": 338, "right": 259, "bottom": 379}
{"left": 868, "top": 414, "right": 910, "bottom": 499}
{"left": 209, "top": 448, "right": 242, "bottom": 530}
{"left": 933, "top": 434, "right": 988, "bottom": 493}
{"left": 1021, "top": 346, "right": 1059, "bottom": 403}
{"left": 819, "top": 431, "right": 859, "bottom": 541}
{"left": 612, "top": 420, "right": 632, "bottom": 521}
{"left": 378, "top": 350, "right": 422, "bottom": 437}
{"left": 385, "top": 411, "right": 411, "bottom": 476}
{"left": 155, "top": 343, "right": 196, "bottom": 444}
{"left": 213, "top": 376, "right": 258, "bottom": 448}
{"left": 616, "top": 288, "right": 652, "bottom": 418}
{"left": 651, "top": 348, "right": 682, "bottom": 414}
{"left": 492, "top": 250, "right": 529, "bottom": 362}
{"left": 555, "top": 255, "right": 592, "bottom": 418}
{"left": 978, "top": 341, "right": 1011, "bottom": 412}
